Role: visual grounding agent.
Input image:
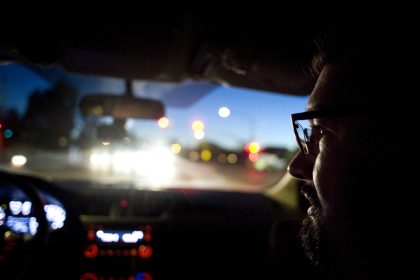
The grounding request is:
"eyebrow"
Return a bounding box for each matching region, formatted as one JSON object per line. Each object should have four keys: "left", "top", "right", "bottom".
{"left": 292, "top": 107, "right": 354, "bottom": 123}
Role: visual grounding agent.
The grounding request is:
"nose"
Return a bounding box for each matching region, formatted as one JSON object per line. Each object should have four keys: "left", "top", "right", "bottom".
{"left": 287, "top": 151, "right": 315, "bottom": 181}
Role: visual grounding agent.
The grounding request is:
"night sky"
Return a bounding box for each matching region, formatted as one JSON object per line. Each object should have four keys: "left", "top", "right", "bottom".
{"left": 0, "top": 63, "right": 308, "bottom": 150}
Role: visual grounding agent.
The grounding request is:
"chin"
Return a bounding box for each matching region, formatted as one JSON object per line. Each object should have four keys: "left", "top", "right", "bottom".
{"left": 299, "top": 206, "right": 332, "bottom": 272}
{"left": 300, "top": 214, "right": 323, "bottom": 267}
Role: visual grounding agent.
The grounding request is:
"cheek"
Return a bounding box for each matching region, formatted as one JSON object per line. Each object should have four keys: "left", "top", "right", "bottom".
{"left": 313, "top": 144, "right": 353, "bottom": 214}
{"left": 313, "top": 152, "right": 334, "bottom": 211}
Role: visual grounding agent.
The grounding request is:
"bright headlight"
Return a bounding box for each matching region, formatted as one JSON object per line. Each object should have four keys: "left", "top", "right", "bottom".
{"left": 11, "top": 155, "right": 27, "bottom": 167}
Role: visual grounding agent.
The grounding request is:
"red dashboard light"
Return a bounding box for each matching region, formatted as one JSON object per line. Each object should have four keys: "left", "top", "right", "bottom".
{"left": 138, "top": 245, "right": 153, "bottom": 259}
{"left": 130, "top": 248, "right": 137, "bottom": 257}
{"left": 83, "top": 244, "right": 98, "bottom": 259}
{"left": 80, "top": 272, "right": 98, "bottom": 280}
{"left": 144, "top": 232, "right": 152, "bottom": 241}
{"left": 87, "top": 230, "right": 95, "bottom": 241}
{"left": 106, "top": 249, "right": 114, "bottom": 257}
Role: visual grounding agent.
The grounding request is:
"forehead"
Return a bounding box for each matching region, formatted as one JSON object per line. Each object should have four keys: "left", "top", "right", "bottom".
{"left": 308, "top": 63, "right": 359, "bottom": 112}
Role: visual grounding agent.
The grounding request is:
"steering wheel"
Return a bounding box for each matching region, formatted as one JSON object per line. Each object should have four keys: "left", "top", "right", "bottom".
{"left": 0, "top": 171, "right": 49, "bottom": 279}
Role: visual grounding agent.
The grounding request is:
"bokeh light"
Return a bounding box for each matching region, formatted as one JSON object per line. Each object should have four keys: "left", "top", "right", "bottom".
{"left": 171, "top": 143, "right": 182, "bottom": 154}
{"left": 192, "top": 120, "right": 204, "bottom": 131}
{"left": 194, "top": 130, "right": 205, "bottom": 140}
{"left": 227, "top": 154, "right": 238, "bottom": 164}
{"left": 248, "top": 153, "right": 260, "bottom": 162}
{"left": 4, "top": 129, "right": 13, "bottom": 138}
{"left": 201, "top": 150, "right": 212, "bottom": 161}
{"left": 217, "top": 153, "right": 227, "bottom": 164}
{"left": 11, "top": 155, "right": 27, "bottom": 167}
{"left": 218, "top": 106, "right": 231, "bottom": 118}
{"left": 158, "top": 117, "right": 170, "bottom": 128}
{"left": 246, "top": 142, "right": 261, "bottom": 154}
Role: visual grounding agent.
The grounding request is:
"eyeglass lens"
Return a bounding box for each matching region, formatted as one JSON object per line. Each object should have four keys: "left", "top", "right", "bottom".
{"left": 295, "top": 119, "right": 312, "bottom": 154}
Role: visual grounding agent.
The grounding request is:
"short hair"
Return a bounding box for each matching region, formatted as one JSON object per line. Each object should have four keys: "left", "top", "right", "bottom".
{"left": 309, "top": 32, "right": 354, "bottom": 77}
{"left": 309, "top": 28, "right": 418, "bottom": 114}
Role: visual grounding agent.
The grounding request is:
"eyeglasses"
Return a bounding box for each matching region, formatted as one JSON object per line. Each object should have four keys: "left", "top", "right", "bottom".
{"left": 291, "top": 104, "right": 387, "bottom": 155}
{"left": 291, "top": 109, "right": 346, "bottom": 155}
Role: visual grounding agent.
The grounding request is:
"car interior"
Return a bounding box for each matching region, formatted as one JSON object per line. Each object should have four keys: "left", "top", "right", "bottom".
{"left": 0, "top": 6, "right": 338, "bottom": 280}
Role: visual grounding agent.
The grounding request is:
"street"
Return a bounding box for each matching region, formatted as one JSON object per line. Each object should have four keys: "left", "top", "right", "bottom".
{"left": 0, "top": 149, "right": 282, "bottom": 192}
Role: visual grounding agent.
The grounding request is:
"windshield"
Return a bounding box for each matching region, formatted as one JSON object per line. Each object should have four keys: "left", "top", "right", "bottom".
{"left": 0, "top": 63, "right": 307, "bottom": 192}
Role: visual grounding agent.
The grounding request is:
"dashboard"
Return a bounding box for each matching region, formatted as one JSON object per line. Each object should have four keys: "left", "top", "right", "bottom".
{"left": 0, "top": 184, "right": 66, "bottom": 236}
{"left": 0, "top": 173, "right": 296, "bottom": 280}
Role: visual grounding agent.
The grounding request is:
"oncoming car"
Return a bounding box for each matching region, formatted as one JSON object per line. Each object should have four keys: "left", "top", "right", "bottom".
{"left": 3, "top": 6, "right": 414, "bottom": 280}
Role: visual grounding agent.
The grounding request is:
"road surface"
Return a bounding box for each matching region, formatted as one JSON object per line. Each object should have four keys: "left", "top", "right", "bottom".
{"left": 0, "top": 149, "right": 281, "bottom": 192}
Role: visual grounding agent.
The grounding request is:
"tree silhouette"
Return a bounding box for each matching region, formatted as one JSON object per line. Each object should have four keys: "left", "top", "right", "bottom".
{"left": 21, "top": 81, "right": 76, "bottom": 149}
{"left": 0, "top": 108, "right": 22, "bottom": 148}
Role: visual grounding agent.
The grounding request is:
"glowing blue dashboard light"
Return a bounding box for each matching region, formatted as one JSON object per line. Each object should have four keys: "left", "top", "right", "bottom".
{"left": 122, "top": 231, "right": 144, "bottom": 243}
{"left": 96, "top": 230, "right": 119, "bottom": 242}
{"left": 9, "top": 201, "right": 23, "bottom": 215}
{"left": 29, "top": 217, "right": 39, "bottom": 235}
{"left": 4, "top": 193, "right": 66, "bottom": 236}
{"left": 22, "top": 201, "right": 32, "bottom": 216}
{"left": 95, "top": 230, "right": 145, "bottom": 243}
{"left": 6, "top": 217, "right": 31, "bottom": 234}
{"left": 44, "top": 204, "right": 66, "bottom": 230}
{"left": 0, "top": 207, "right": 6, "bottom": 226}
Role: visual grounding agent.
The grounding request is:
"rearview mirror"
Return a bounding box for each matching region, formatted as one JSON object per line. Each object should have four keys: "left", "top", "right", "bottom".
{"left": 79, "top": 94, "right": 165, "bottom": 119}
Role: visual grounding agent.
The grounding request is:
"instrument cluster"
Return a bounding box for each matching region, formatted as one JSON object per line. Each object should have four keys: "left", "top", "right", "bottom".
{"left": 0, "top": 183, "right": 66, "bottom": 236}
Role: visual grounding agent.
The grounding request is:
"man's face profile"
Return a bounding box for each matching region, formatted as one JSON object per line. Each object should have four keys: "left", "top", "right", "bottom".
{"left": 288, "top": 62, "right": 366, "bottom": 271}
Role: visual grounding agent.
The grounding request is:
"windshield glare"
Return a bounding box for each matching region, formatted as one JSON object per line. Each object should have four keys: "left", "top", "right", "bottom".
{"left": 0, "top": 63, "right": 308, "bottom": 192}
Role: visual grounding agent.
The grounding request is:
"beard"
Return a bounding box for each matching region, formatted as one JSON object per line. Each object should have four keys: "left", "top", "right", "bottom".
{"left": 299, "top": 184, "right": 329, "bottom": 271}
{"left": 300, "top": 208, "right": 326, "bottom": 268}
